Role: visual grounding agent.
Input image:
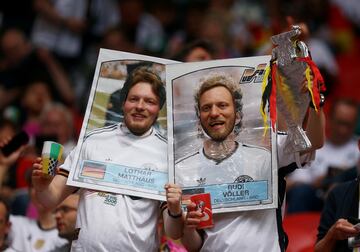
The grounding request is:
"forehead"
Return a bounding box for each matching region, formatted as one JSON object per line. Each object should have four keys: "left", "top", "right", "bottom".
{"left": 186, "top": 47, "right": 211, "bottom": 62}
{"left": 59, "top": 195, "right": 79, "bottom": 208}
{"left": 333, "top": 103, "right": 358, "bottom": 119}
{"left": 199, "top": 86, "right": 233, "bottom": 104}
{"left": 128, "top": 82, "right": 158, "bottom": 98}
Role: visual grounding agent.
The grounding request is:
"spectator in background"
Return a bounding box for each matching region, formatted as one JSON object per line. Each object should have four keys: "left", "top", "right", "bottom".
{"left": 0, "top": 133, "right": 67, "bottom": 251}
{"left": 315, "top": 141, "right": 360, "bottom": 252}
{"left": 38, "top": 103, "right": 76, "bottom": 158}
{"left": 286, "top": 98, "right": 360, "bottom": 213}
{"left": 31, "top": 0, "right": 88, "bottom": 69}
{"left": 0, "top": 118, "right": 29, "bottom": 217}
{"left": 0, "top": 120, "right": 16, "bottom": 145}
{"left": 165, "top": 1, "right": 209, "bottom": 58}
{"left": 20, "top": 81, "right": 53, "bottom": 139}
{"left": 53, "top": 194, "right": 79, "bottom": 252}
{"left": 172, "top": 39, "right": 216, "bottom": 62}
{"left": 100, "top": 26, "right": 138, "bottom": 54}
{"left": 8, "top": 175, "right": 68, "bottom": 251}
{"left": 0, "top": 28, "right": 74, "bottom": 108}
{"left": 118, "top": 0, "right": 165, "bottom": 56}
{"left": 85, "top": 0, "right": 120, "bottom": 44}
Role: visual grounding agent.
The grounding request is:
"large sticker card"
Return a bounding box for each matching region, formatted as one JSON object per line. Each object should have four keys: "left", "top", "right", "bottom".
{"left": 166, "top": 56, "right": 278, "bottom": 213}
{"left": 67, "top": 49, "right": 176, "bottom": 200}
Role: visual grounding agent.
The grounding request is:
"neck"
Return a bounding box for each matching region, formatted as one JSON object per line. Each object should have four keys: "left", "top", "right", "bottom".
{"left": 203, "top": 134, "right": 237, "bottom": 161}
{"left": 0, "top": 237, "right": 7, "bottom": 250}
{"left": 38, "top": 210, "right": 56, "bottom": 230}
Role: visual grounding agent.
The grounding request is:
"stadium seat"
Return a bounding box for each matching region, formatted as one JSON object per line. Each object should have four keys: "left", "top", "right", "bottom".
{"left": 283, "top": 212, "right": 321, "bottom": 252}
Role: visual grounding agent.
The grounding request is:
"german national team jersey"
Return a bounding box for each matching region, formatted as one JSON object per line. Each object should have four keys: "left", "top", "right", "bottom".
{"left": 61, "top": 123, "right": 167, "bottom": 252}
{"left": 175, "top": 142, "right": 271, "bottom": 187}
{"left": 8, "top": 215, "right": 67, "bottom": 252}
{"left": 78, "top": 123, "right": 167, "bottom": 172}
{"left": 176, "top": 134, "right": 314, "bottom": 252}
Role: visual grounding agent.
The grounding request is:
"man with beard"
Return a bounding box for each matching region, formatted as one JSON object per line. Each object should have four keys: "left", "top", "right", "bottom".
{"left": 52, "top": 194, "right": 79, "bottom": 252}
{"left": 166, "top": 72, "right": 325, "bottom": 251}
{"left": 175, "top": 73, "right": 271, "bottom": 187}
{"left": 32, "top": 66, "right": 171, "bottom": 251}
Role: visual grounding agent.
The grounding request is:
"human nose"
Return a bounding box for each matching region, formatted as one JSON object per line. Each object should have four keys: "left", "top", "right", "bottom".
{"left": 54, "top": 210, "right": 62, "bottom": 219}
{"left": 209, "top": 105, "right": 220, "bottom": 117}
{"left": 135, "top": 99, "right": 145, "bottom": 110}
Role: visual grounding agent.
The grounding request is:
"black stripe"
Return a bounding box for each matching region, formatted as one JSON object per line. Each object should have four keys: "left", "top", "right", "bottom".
{"left": 278, "top": 162, "right": 298, "bottom": 178}
{"left": 57, "top": 168, "right": 69, "bottom": 177}
{"left": 84, "top": 124, "right": 118, "bottom": 140}
{"left": 276, "top": 175, "right": 288, "bottom": 251}
{"left": 155, "top": 132, "right": 167, "bottom": 143}
{"left": 276, "top": 162, "right": 298, "bottom": 251}
{"left": 175, "top": 151, "right": 200, "bottom": 164}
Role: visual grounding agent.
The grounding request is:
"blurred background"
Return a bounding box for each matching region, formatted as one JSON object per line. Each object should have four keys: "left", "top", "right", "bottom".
{"left": 0, "top": 0, "right": 359, "bottom": 251}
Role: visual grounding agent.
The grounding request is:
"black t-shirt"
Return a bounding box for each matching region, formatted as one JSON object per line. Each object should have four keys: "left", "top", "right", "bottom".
{"left": 317, "top": 179, "right": 359, "bottom": 251}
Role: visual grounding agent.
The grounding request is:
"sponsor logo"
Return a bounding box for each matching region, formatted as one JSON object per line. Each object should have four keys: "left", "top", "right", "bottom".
{"left": 240, "top": 63, "right": 267, "bottom": 84}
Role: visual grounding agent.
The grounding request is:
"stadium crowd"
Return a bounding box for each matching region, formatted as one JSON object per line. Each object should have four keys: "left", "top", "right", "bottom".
{"left": 0, "top": 0, "right": 359, "bottom": 251}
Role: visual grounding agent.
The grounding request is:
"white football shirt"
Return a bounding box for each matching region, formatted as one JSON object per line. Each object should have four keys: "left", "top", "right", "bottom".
{"left": 61, "top": 123, "right": 167, "bottom": 251}
{"left": 8, "top": 215, "right": 67, "bottom": 252}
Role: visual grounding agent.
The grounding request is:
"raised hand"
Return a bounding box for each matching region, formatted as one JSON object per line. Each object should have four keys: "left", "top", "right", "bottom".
{"left": 32, "top": 157, "right": 53, "bottom": 192}
{"left": 0, "top": 137, "right": 25, "bottom": 167}
{"left": 165, "top": 183, "right": 182, "bottom": 216}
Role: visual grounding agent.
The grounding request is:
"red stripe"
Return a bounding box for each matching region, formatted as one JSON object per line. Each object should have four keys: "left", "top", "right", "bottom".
{"left": 297, "top": 57, "right": 326, "bottom": 109}
{"left": 270, "top": 64, "right": 277, "bottom": 131}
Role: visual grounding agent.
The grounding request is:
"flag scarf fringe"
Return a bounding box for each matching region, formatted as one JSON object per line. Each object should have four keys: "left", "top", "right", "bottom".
{"left": 260, "top": 56, "right": 327, "bottom": 136}
{"left": 270, "top": 63, "right": 277, "bottom": 132}
{"left": 260, "top": 65, "right": 271, "bottom": 135}
{"left": 297, "top": 57, "right": 326, "bottom": 111}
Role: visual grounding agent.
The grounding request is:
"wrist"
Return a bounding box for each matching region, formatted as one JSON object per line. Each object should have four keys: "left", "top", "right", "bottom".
{"left": 168, "top": 209, "right": 182, "bottom": 218}
{"left": 310, "top": 93, "right": 325, "bottom": 109}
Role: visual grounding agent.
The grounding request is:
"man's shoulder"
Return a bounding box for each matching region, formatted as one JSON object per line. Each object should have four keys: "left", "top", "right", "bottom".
{"left": 331, "top": 179, "right": 358, "bottom": 196}
{"left": 240, "top": 143, "right": 271, "bottom": 155}
{"left": 175, "top": 150, "right": 201, "bottom": 165}
{"left": 152, "top": 128, "right": 167, "bottom": 144}
{"left": 84, "top": 124, "right": 118, "bottom": 141}
{"left": 10, "top": 214, "right": 33, "bottom": 225}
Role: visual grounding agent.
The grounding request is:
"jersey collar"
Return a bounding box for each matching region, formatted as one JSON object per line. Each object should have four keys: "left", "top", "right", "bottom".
{"left": 119, "top": 122, "right": 153, "bottom": 138}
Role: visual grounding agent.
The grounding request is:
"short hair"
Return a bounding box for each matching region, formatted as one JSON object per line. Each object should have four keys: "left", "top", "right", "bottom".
{"left": 120, "top": 66, "right": 166, "bottom": 109}
{"left": 194, "top": 72, "right": 243, "bottom": 134}
{"left": 173, "top": 39, "right": 216, "bottom": 61}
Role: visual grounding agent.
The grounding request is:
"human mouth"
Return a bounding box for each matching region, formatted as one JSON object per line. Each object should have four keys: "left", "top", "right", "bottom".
{"left": 209, "top": 121, "right": 225, "bottom": 129}
{"left": 131, "top": 113, "right": 146, "bottom": 120}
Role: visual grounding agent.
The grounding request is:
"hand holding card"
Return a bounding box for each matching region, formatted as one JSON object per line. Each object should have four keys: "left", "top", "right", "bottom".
{"left": 190, "top": 193, "right": 213, "bottom": 229}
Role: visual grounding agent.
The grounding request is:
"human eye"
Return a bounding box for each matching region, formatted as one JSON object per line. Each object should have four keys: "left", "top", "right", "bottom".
{"left": 128, "top": 96, "right": 138, "bottom": 103}
{"left": 201, "top": 105, "right": 210, "bottom": 112}
{"left": 146, "top": 98, "right": 158, "bottom": 105}
{"left": 218, "top": 102, "right": 228, "bottom": 109}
